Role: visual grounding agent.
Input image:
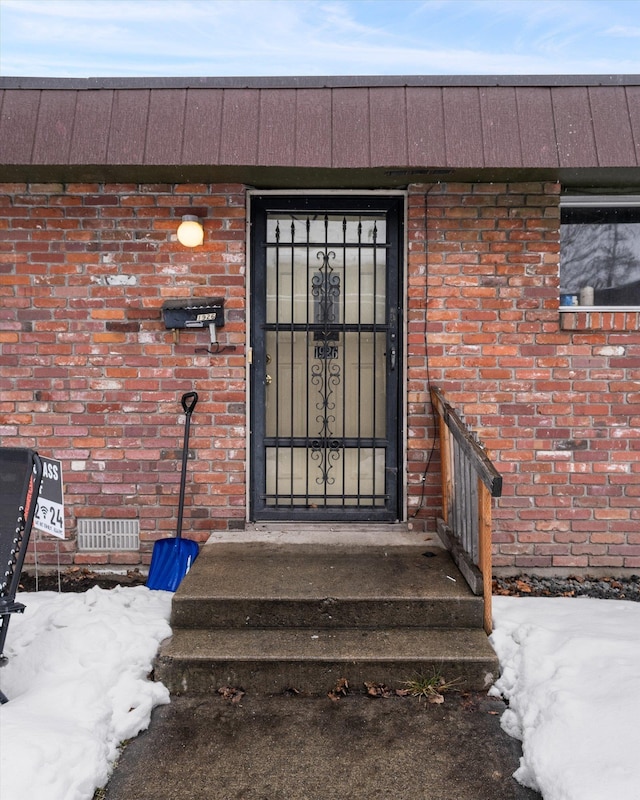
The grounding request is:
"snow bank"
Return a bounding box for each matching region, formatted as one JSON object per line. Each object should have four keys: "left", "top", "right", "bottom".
{"left": 3, "top": 588, "right": 640, "bottom": 800}
{"left": 491, "top": 596, "right": 640, "bottom": 800}
{"left": 0, "top": 586, "right": 172, "bottom": 800}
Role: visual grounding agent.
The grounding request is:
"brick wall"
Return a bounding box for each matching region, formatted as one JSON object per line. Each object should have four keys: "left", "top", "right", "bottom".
{"left": 2, "top": 181, "right": 639, "bottom": 573}
{"left": 0, "top": 182, "right": 247, "bottom": 567}
{"left": 407, "top": 182, "right": 640, "bottom": 574}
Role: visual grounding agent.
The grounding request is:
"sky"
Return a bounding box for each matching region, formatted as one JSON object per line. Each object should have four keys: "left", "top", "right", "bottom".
{"left": 1, "top": 588, "right": 639, "bottom": 800}
{"left": 1, "top": 0, "right": 640, "bottom": 78}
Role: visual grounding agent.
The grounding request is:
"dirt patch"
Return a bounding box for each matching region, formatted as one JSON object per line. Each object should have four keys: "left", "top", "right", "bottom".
{"left": 19, "top": 567, "right": 147, "bottom": 593}
{"left": 19, "top": 567, "right": 640, "bottom": 602}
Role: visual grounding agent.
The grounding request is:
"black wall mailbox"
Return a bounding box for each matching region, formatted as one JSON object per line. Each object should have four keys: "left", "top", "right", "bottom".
{"left": 161, "top": 297, "right": 225, "bottom": 330}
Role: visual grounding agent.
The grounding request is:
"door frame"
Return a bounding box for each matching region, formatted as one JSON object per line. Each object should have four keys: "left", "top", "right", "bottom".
{"left": 246, "top": 190, "right": 408, "bottom": 523}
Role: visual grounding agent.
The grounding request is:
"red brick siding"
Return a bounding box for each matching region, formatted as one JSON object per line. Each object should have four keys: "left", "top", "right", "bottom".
{"left": 2, "top": 181, "right": 639, "bottom": 573}
{"left": 0, "top": 182, "right": 247, "bottom": 566}
{"left": 407, "top": 182, "right": 640, "bottom": 573}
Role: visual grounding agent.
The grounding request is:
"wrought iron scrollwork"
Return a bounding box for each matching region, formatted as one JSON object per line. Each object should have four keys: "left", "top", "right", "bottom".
{"left": 310, "top": 247, "right": 342, "bottom": 488}
{"left": 312, "top": 249, "right": 340, "bottom": 340}
{"left": 310, "top": 438, "right": 341, "bottom": 486}
{"left": 310, "top": 353, "right": 341, "bottom": 487}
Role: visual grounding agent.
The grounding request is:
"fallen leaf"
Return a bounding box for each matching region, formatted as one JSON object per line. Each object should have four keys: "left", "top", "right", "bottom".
{"left": 217, "top": 686, "right": 245, "bottom": 703}
{"left": 364, "top": 682, "right": 394, "bottom": 698}
{"left": 328, "top": 677, "right": 349, "bottom": 701}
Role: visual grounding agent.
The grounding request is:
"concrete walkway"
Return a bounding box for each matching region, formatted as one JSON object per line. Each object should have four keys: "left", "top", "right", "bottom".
{"left": 104, "top": 690, "right": 540, "bottom": 800}
{"left": 106, "top": 527, "right": 538, "bottom": 798}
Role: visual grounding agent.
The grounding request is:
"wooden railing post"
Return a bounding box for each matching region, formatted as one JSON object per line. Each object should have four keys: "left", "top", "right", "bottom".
{"left": 438, "top": 406, "right": 451, "bottom": 527}
{"left": 478, "top": 477, "right": 493, "bottom": 635}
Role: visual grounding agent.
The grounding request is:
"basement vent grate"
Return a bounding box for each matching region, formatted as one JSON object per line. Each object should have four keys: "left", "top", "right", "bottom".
{"left": 77, "top": 519, "right": 140, "bottom": 552}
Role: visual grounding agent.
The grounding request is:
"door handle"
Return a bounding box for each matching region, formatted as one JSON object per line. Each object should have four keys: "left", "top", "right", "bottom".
{"left": 389, "top": 347, "right": 396, "bottom": 371}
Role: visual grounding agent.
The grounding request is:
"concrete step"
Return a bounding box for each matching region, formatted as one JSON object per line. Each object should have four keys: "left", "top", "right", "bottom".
{"left": 155, "top": 626, "right": 499, "bottom": 695}
{"left": 171, "top": 544, "right": 483, "bottom": 629}
{"left": 156, "top": 539, "right": 498, "bottom": 696}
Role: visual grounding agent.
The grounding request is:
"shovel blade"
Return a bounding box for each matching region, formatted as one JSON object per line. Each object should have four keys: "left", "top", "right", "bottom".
{"left": 146, "top": 537, "right": 199, "bottom": 592}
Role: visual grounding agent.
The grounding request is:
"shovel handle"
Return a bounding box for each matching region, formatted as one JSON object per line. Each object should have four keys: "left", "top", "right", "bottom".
{"left": 176, "top": 391, "right": 198, "bottom": 540}
{"left": 182, "top": 391, "right": 198, "bottom": 415}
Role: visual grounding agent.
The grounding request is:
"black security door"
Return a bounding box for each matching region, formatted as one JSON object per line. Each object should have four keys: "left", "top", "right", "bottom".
{"left": 250, "top": 195, "right": 403, "bottom": 521}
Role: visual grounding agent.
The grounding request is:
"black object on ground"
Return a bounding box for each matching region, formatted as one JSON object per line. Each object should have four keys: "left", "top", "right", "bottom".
{"left": 0, "top": 447, "right": 43, "bottom": 703}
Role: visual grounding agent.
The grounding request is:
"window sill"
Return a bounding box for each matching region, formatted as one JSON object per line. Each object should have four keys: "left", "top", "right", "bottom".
{"left": 559, "top": 307, "right": 640, "bottom": 331}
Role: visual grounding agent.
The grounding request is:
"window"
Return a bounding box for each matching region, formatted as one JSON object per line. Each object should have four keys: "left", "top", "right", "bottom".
{"left": 560, "top": 196, "right": 640, "bottom": 307}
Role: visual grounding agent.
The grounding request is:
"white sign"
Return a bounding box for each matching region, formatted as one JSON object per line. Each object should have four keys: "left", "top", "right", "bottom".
{"left": 34, "top": 457, "right": 65, "bottom": 539}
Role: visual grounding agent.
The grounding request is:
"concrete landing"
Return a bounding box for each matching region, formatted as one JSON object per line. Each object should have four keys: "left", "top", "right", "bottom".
{"left": 206, "top": 522, "right": 440, "bottom": 547}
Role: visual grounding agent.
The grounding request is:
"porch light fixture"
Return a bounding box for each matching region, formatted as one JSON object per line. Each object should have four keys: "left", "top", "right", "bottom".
{"left": 176, "top": 215, "right": 204, "bottom": 247}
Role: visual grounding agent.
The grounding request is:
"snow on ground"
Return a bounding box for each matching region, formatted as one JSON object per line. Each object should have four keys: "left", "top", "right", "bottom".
{"left": 0, "top": 587, "right": 172, "bottom": 800}
{"left": 1, "top": 589, "right": 639, "bottom": 800}
{"left": 490, "top": 596, "right": 640, "bottom": 800}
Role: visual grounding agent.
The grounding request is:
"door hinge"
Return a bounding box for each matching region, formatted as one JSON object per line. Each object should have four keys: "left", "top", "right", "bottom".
{"left": 247, "top": 347, "right": 253, "bottom": 365}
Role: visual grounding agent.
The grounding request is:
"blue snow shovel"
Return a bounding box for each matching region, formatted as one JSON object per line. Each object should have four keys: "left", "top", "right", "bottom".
{"left": 147, "top": 392, "right": 200, "bottom": 591}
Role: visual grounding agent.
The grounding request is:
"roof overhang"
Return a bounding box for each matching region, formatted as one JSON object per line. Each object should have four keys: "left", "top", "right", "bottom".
{"left": 1, "top": 75, "right": 639, "bottom": 189}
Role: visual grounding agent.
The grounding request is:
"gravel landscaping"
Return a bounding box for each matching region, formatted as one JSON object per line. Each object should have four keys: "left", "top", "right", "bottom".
{"left": 493, "top": 574, "right": 640, "bottom": 602}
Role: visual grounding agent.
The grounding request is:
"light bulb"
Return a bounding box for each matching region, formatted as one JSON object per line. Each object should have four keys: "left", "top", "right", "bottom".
{"left": 176, "top": 215, "right": 204, "bottom": 247}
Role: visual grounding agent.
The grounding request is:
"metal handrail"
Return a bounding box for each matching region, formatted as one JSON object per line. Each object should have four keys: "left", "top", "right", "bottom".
{"left": 430, "top": 386, "right": 503, "bottom": 634}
